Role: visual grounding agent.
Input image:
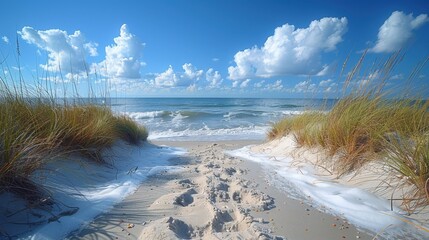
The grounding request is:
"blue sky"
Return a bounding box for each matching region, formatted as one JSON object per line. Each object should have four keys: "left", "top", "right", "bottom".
{"left": 1, "top": 0, "right": 428, "bottom": 98}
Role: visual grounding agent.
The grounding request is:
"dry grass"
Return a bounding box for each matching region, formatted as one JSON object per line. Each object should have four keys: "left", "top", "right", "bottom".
{"left": 268, "top": 112, "right": 325, "bottom": 147}
{"left": 114, "top": 115, "right": 149, "bottom": 145}
{"left": 268, "top": 52, "right": 429, "bottom": 210}
{"left": 0, "top": 77, "right": 148, "bottom": 206}
{"left": 318, "top": 95, "right": 390, "bottom": 173}
{"left": 384, "top": 132, "right": 429, "bottom": 211}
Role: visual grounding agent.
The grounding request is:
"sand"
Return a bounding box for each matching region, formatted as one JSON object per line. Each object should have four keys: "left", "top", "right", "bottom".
{"left": 68, "top": 140, "right": 373, "bottom": 240}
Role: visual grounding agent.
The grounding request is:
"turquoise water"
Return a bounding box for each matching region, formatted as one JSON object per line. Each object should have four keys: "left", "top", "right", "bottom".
{"left": 111, "top": 98, "right": 333, "bottom": 141}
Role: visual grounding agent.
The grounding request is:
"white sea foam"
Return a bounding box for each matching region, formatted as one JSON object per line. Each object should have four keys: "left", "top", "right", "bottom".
{"left": 281, "top": 110, "right": 304, "bottom": 115}
{"left": 149, "top": 126, "right": 268, "bottom": 141}
{"left": 228, "top": 146, "right": 429, "bottom": 239}
{"left": 171, "top": 112, "right": 188, "bottom": 122}
{"left": 1, "top": 142, "right": 186, "bottom": 240}
{"left": 280, "top": 110, "right": 328, "bottom": 116}
{"left": 125, "top": 111, "right": 165, "bottom": 119}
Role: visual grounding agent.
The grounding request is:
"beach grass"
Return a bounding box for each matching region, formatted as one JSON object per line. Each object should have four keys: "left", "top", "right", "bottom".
{"left": 114, "top": 115, "right": 149, "bottom": 145}
{"left": 268, "top": 52, "right": 429, "bottom": 209}
{"left": 384, "top": 131, "right": 429, "bottom": 211}
{"left": 268, "top": 111, "right": 325, "bottom": 147}
{"left": 0, "top": 76, "right": 148, "bottom": 206}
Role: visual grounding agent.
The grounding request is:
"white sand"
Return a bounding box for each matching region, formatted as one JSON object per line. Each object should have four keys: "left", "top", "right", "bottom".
{"left": 70, "top": 140, "right": 373, "bottom": 240}
{"left": 247, "top": 135, "right": 429, "bottom": 238}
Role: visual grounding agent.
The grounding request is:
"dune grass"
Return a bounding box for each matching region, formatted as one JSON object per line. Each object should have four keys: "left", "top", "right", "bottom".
{"left": 385, "top": 133, "right": 429, "bottom": 211}
{"left": 0, "top": 79, "right": 148, "bottom": 206}
{"left": 114, "top": 115, "right": 149, "bottom": 145}
{"left": 268, "top": 52, "right": 429, "bottom": 210}
{"left": 268, "top": 111, "right": 325, "bottom": 147}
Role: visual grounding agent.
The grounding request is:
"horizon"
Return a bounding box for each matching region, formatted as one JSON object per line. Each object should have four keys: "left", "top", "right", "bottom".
{"left": 22, "top": 96, "right": 429, "bottom": 102}
{"left": 1, "top": 0, "right": 428, "bottom": 98}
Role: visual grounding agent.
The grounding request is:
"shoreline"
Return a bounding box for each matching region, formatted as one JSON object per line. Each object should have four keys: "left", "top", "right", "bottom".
{"left": 69, "top": 140, "right": 373, "bottom": 240}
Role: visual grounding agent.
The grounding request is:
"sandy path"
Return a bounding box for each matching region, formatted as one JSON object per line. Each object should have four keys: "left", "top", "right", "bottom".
{"left": 68, "top": 140, "right": 373, "bottom": 240}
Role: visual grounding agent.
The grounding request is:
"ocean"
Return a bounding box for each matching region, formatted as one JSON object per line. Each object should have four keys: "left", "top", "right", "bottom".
{"left": 110, "top": 98, "right": 333, "bottom": 141}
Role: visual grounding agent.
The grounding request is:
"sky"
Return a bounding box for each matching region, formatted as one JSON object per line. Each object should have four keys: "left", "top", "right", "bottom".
{"left": 1, "top": 0, "right": 429, "bottom": 98}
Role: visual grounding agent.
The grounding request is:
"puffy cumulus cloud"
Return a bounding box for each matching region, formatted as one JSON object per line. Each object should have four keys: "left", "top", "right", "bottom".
{"left": 206, "top": 68, "right": 223, "bottom": 88}
{"left": 154, "top": 63, "right": 206, "bottom": 88}
{"left": 2, "top": 36, "right": 9, "bottom": 44}
{"left": 19, "top": 26, "right": 98, "bottom": 76}
{"left": 371, "top": 11, "right": 428, "bottom": 53}
{"left": 20, "top": 29, "right": 97, "bottom": 77}
{"left": 155, "top": 65, "right": 178, "bottom": 87}
{"left": 182, "top": 63, "right": 203, "bottom": 80}
{"left": 228, "top": 17, "right": 347, "bottom": 80}
{"left": 100, "top": 24, "right": 144, "bottom": 80}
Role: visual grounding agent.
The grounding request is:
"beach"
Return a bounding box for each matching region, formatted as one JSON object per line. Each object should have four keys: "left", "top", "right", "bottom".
{"left": 2, "top": 1, "right": 429, "bottom": 238}
{"left": 2, "top": 98, "right": 429, "bottom": 239}
{"left": 68, "top": 140, "right": 374, "bottom": 240}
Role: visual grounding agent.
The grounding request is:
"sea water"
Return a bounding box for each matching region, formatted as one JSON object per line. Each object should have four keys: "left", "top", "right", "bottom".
{"left": 111, "top": 98, "right": 333, "bottom": 141}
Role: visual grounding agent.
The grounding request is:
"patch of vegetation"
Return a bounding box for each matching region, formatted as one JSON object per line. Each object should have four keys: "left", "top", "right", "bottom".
{"left": 268, "top": 51, "right": 429, "bottom": 210}
{"left": 0, "top": 70, "right": 148, "bottom": 208}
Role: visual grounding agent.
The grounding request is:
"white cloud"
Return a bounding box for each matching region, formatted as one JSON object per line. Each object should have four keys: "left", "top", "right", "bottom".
{"left": 206, "top": 68, "right": 223, "bottom": 88}
{"left": 371, "top": 11, "right": 428, "bottom": 53}
{"left": 2, "top": 36, "right": 9, "bottom": 44}
{"left": 266, "top": 80, "right": 283, "bottom": 90}
{"left": 240, "top": 79, "right": 251, "bottom": 88}
{"left": 212, "top": 58, "right": 219, "bottom": 62}
{"left": 368, "top": 71, "right": 381, "bottom": 81}
{"left": 294, "top": 80, "right": 316, "bottom": 93}
{"left": 182, "top": 63, "right": 203, "bottom": 80}
{"left": 232, "top": 81, "right": 239, "bottom": 88}
{"left": 19, "top": 26, "right": 97, "bottom": 76}
{"left": 357, "top": 79, "right": 370, "bottom": 88}
{"left": 354, "top": 70, "right": 382, "bottom": 87}
{"left": 254, "top": 80, "right": 266, "bottom": 88}
{"left": 390, "top": 74, "right": 404, "bottom": 80}
{"left": 319, "top": 79, "right": 333, "bottom": 87}
{"left": 154, "top": 63, "right": 208, "bottom": 88}
{"left": 187, "top": 84, "right": 197, "bottom": 92}
{"left": 100, "top": 24, "right": 144, "bottom": 80}
{"left": 324, "top": 86, "right": 333, "bottom": 93}
{"left": 228, "top": 17, "right": 348, "bottom": 80}
{"left": 85, "top": 42, "right": 98, "bottom": 57}
{"left": 155, "top": 65, "right": 178, "bottom": 87}
{"left": 316, "top": 65, "right": 331, "bottom": 76}
{"left": 319, "top": 79, "right": 338, "bottom": 93}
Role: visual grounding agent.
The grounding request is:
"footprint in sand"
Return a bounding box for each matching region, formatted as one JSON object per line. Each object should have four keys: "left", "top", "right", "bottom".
{"left": 173, "top": 188, "right": 197, "bottom": 207}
